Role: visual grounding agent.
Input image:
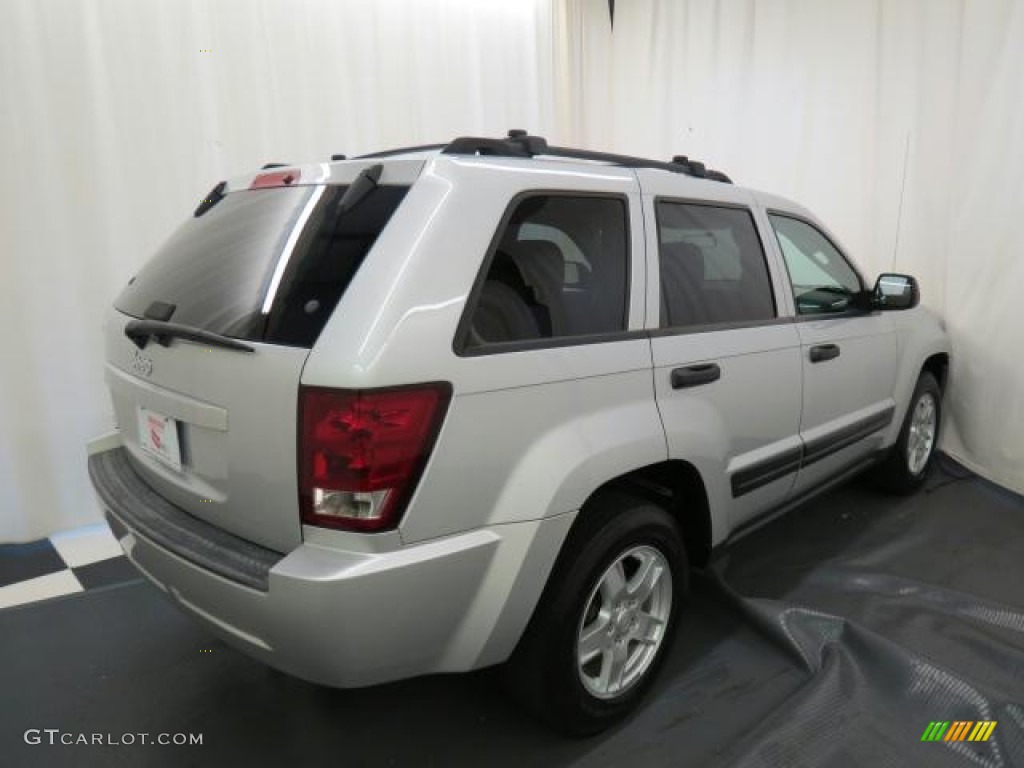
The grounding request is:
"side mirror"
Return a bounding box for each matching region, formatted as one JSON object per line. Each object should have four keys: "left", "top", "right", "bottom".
{"left": 872, "top": 273, "right": 919, "bottom": 310}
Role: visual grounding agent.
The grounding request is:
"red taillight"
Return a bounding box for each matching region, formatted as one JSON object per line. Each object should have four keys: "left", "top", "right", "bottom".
{"left": 298, "top": 384, "right": 451, "bottom": 532}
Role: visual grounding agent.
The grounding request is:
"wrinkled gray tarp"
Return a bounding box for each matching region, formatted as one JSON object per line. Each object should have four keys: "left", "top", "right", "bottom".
{"left": 2, "top": 457, "right": 1022, "bottom": 767}
{"left": 589, "top": 458, "right": 1024, "bottom": 767}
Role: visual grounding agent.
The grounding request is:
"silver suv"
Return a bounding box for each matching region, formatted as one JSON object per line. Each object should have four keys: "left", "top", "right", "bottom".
{"left": 88, "top": 132, "right": 951, "bottom": 735}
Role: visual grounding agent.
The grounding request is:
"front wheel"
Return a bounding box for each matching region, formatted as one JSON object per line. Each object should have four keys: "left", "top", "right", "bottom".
{"left": 504, "top": 491, "right": 687, "bottom": 736}
{"left": 871, "top": 371, "right": 942, "bottom": 494}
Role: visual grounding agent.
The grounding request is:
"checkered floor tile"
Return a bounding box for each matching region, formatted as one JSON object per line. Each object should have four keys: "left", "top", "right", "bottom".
{"left": 0, "top": 523, "right": 138, "bottom": 610}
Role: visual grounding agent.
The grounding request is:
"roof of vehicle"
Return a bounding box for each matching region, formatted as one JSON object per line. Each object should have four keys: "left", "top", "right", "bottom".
{"left": 224, "top": 130, "right": 737, "bottom": 194}
{"left": 218, "top": 132, "right": 825, "bottom": 235}
{"left": 209, "top": 131, "right": 833, "bottom": 246}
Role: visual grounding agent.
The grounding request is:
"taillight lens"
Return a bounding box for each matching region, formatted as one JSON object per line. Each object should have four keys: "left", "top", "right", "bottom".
{"left": 250, "top": 169, "right": 301, "bottom": 189}
{"left": 298, "top": 383, "right": 452, "bottom": 532}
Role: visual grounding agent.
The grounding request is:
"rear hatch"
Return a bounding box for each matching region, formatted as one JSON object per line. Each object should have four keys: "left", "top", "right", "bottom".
{"left": 105, "top": 163, "right": 417, "bottom": 552}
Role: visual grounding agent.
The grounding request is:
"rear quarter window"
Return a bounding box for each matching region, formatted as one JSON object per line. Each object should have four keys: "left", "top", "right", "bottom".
{"left": 460, "top": 194, "right": 629, "bottom": 351}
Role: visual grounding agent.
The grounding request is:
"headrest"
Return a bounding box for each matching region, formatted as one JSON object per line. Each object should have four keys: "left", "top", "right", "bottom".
{"left": 501, "top": 240, "right": 565, "bottom": 296}
{"left": 498, "top": 240, "right": 567, "bottom": 334}
{"left": 503, "top": 240, "right": 564, "bottom": 269}
{"left": 660, "top": 241, "right": 704, "bottom": 262}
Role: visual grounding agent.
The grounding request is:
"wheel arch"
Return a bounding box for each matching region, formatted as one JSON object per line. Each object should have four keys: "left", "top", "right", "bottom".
{"left": 884, "top": 315, "right": 952, "bottom": 448}
{"left": 580, "top": 459, "right": 714, "bottom": 568}
{"left": 476, "top": 458, "right": 715, "bottom": 669}
{"left": 922, "top": 351, "right": 949, "bottom": 393}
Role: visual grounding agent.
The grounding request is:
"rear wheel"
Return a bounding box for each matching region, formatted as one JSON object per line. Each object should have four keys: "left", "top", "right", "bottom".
{"left": 871, "top": 371, "right": 941, "bottom": 494}
{"left": 505, "top": 491, "right": 687, "bottom": 736}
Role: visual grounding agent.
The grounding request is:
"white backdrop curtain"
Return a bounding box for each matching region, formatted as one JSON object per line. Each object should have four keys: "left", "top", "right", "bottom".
{"left": 2, "top": 0, "right": 1022, "bottom": 543}
{"left": 564, "top": 0, "right": 1024, "bottom": 496}
{"left": 0, "top": 0, "right": 564, "bottom": 542}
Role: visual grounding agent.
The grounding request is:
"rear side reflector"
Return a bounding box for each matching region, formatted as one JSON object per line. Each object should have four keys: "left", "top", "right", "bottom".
{"left": 250, "top": 169, "right": 301, "bottom": 189}
{"left": 298, "top": 383, "right": 452, "bottom": 532}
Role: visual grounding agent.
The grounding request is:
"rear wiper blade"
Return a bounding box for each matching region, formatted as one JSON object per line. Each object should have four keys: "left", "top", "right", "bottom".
{"left": 124, "top": 320, "right": 255, "bottom": 353}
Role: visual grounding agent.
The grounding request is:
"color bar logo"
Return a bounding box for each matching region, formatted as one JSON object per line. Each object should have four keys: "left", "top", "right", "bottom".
{"left": 921, "top": 721, "right": 997, "bottom": 742}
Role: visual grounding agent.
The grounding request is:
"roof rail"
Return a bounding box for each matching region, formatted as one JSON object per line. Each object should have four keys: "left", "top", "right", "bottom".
{"left": 355, "top": 143, "right": 448, "bottom": 160}
{"left": 441, "top": 130, "right": 732, "bottom": 183}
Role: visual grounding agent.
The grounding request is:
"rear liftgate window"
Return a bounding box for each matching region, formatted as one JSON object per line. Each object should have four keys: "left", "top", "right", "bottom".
{"left": 115, "top": 183, "right": 410, "bottom": 348}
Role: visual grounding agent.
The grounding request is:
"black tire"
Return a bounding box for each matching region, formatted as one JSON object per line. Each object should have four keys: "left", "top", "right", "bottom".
{"left": 871, "top": 371, "right": 942, "bottom": 494}
{"left": 504, "top": 490, "right": 687, "bottom": 736}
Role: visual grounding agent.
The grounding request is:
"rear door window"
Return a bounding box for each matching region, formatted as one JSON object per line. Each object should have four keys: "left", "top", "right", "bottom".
{"left": 656, "top": 202, "right": 776, "bottom": 328}
{"left": 115, "top": 184, "right": 409, "bottom": 348}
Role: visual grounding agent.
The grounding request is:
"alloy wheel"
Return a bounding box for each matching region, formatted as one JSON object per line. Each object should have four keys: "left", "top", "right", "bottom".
{"left": 576, "top": 545, "right": 673, "bottom": 700}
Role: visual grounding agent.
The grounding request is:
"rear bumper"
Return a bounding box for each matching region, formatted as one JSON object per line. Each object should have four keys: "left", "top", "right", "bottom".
{"left": 89, "top": 448, "right": 283, "bottom": 591}
{"left": 89, "top": 445, "right": 568, "bottom": 688}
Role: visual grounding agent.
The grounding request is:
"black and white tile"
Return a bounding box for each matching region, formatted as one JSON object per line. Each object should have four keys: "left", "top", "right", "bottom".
{"left": 0, "top": 523, "right": 136, "bottom": 609}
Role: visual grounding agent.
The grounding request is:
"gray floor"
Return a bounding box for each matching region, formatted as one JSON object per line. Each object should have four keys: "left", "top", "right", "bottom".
{"left": 2, "top": 457, "right": 1023, "bottom": 767}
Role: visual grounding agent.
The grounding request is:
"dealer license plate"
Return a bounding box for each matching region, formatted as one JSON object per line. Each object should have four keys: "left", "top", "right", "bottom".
{"left": 137, "top": 406, "right": 183, "bottom": 471}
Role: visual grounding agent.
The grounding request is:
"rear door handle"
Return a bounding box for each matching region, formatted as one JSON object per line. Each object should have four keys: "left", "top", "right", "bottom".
{"left": 809, "top": 344, "right": 840, "bottom": 363}
{"left": 671, "top": 363, "right": 721, "bottom": 389}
